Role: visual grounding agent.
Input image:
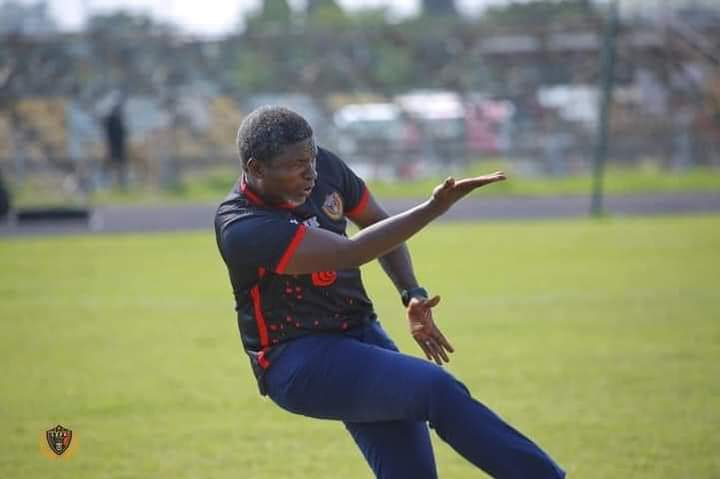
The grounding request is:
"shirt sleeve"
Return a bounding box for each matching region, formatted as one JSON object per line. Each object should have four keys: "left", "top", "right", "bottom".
{"left": 321, "top": 148, "right": 369, "bottom": 220}
{"left": 220, "top": 214, "right": 307, "bottom": 275}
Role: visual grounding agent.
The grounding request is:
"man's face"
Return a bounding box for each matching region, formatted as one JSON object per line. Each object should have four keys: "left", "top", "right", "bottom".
{"left": 260, "top": 137, "right": 318, "bottom": 207}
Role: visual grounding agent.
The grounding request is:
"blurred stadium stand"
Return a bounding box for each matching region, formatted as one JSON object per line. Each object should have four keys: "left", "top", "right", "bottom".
{"left": 0, "top": 0, "right": 718, "bottom": 213}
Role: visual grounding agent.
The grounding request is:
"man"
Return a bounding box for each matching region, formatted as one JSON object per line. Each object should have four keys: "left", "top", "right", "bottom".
{"left": 103, "top": 96, "right": 128, "bottom": 188}
{"left": 215, "top": 106, "right": 565, "bottom": 478}
{"left": 0, "top": 167, "right": 10, "bottom": 219}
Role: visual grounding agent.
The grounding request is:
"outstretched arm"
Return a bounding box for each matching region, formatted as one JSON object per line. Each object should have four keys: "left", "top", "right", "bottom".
{"left": 349, "top": 192, "right": 419, "bottom": 294}
{"left": 283, "top": 172, "right": 507, "bottom": 364}
{"left": 282, "top": 172, "right": 506, "bottom": 274}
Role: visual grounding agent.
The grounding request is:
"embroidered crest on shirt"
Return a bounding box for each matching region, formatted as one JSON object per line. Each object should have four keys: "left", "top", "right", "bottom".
{"left": 322, "top": 192, "right": 344, "bottom": 221}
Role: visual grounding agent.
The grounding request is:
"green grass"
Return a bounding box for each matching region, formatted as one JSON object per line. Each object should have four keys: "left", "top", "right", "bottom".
{"left": 11, "top": 162, "right": 720, "bottom": 207}
{"left": 1, "top": 215, "right": 719, "bottom": 478}
{"left": 368, "top": 162, "right": 720, "bottom": 199}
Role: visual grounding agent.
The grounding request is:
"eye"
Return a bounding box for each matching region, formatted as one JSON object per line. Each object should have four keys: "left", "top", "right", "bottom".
{"left": 297, "top": 158, "right": 314, "bottom": 167}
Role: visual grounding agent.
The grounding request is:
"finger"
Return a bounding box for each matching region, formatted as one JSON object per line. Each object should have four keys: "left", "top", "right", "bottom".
{"left": 435, "top": 330, "right": 454, "bottom": 353}
{"left": 455, "top": 172, "right": 507, "bottom": 188}
{"left": 419, "top": 337, "right": 441, "bottom": 364}
{"left": 429, "top": 348, "right": 442, "bottom": 365}
{"left": 484, "top": 170, "right": 506, "bottom": 179}
{"left": 422, "top": 346, "right": 433, "bottom": 362}
{"left": 416, "top": 337, "right": 433, "bottom": 361}
{"left": 425, "top": 339, "right": 445, "bottom": 365}
{"left": 482, "top": 171, "right": 507, "bottom": 182}
{"left": 427, "top": 336, "right": 449, "bottom": 363}
{"left": 436, "top": 343, "right": 450, "bottom": 363}
{"left": 424, "top": 295, "right": 441, "bottom": 308}
{"left": 455, "top": 176, "right": 505, "bottom": 190}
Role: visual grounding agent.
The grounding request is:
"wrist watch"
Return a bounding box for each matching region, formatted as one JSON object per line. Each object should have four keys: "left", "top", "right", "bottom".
{"left": 400, "top": 286, "right": 428, "bottom": 307}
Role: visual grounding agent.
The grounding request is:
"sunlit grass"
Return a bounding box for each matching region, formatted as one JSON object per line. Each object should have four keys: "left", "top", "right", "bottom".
{"left": 8, "top": 161, "right": 720, "bottom": 207}
{"left": 1, "top": 215, "right": 719, "bottom": 477}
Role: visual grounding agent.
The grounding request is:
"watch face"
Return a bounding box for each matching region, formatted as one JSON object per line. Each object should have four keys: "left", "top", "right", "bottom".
{"left": 402, "top": 287, "right": 427, "bottom": 306}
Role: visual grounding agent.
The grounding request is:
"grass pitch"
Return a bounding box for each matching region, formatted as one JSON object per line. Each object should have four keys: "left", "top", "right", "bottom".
{"left": 1, "top": 215, "right": 718, "bottom": 478}
{"left": 13, "top": 163, "right": 720, "bottom": 207}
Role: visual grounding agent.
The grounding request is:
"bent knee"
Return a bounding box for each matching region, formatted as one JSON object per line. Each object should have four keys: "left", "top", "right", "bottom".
{"left": 429, "top": 367, "right": 468, "bottom": 397}
{"left": 424, "top": 367, "right": 469, "bottom": 414}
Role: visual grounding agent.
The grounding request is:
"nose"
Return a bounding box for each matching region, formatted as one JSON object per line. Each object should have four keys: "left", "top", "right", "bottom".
{"left": 304, "top": 160, "right": 317, "bottom": 181}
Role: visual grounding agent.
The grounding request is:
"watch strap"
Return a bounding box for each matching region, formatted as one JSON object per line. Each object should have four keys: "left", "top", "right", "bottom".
{"left": 401, "top": 286, "right": 428, "bottom": 307}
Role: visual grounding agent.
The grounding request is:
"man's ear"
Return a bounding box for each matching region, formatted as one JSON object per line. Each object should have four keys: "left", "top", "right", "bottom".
{"left": 246, "top": 158, "right": 264, "bottom": 178}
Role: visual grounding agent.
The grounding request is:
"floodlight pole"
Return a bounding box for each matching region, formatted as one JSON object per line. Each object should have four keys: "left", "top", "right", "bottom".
{"left": 591, "top": 0, "right": 619, "bottom": 217}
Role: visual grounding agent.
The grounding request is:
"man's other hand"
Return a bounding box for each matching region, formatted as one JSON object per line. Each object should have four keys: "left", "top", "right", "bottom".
{"left": 408, "top": 295, "right": 454, "bottom": 365}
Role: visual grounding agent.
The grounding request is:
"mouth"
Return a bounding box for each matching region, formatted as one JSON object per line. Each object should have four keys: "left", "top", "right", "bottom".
{"left": 302, "top": 183, "right": 315, "bottom": 195}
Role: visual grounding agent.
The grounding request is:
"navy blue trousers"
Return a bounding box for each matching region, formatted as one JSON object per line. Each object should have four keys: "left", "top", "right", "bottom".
{"left": 264, "top": 321, "right": 565, "bottom": 479}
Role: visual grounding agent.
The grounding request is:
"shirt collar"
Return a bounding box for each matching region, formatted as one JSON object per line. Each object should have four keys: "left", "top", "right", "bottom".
{"left": 239, "top": 175, "right": 296, "bottom": 210}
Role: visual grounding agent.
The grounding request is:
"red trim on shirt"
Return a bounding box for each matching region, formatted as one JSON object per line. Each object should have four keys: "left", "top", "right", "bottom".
{"left": 275, "top": 224, "right": 307, "bottom": 274}
{"left": 257, "top": 350, "right": 270, "bottom": 369}
{"left": 250, "top": 286, "right": 269, "bottom": 347}
{"left": 240, "top": 176, "right": 297, "bottom": 210}
{"left": 250, "top": 267, "right": 271, "bottom": 369}
{"left": 346, "top": 186, "right": 370, "bottom": 221}
{"left": 240, "top": 177, "right": 264, "bottom": 206}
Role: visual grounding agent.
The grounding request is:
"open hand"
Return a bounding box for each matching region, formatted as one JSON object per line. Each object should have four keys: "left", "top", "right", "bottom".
{"left": 430, "top": 171, "right": 506, "bottom": 213}
{"left": 408, "top": 295, "right": 454, "bottom": 365}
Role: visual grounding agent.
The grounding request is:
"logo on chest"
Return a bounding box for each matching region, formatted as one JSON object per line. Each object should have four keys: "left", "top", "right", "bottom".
{"left": 311, "top": 271, "right": 337, "bottom": 287}
{"left": 322, "top": 192, "right": 344, "bottom": 221}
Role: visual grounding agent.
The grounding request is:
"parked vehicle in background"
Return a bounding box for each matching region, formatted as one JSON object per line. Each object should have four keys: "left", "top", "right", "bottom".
{"left": 333, "top": 102, "right": 420, "bottom": 179}
{"left": 464, "top": 96, "right": 515, "bottom": 155}
{"left": 394, "top": 90, "right": 466, "bottom": 164}
{"left": 334, "top": 103, "right": 405, "bottom": 158}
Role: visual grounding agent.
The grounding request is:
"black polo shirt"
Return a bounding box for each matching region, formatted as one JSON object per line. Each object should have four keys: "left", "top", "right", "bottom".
{"left": 215, "top": 147, "right": 376, "bottom": 392}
